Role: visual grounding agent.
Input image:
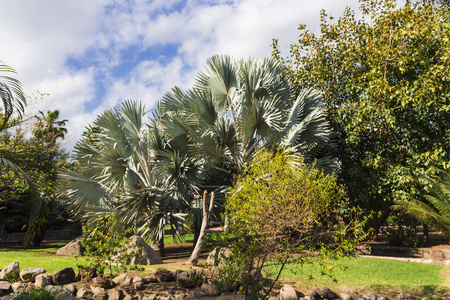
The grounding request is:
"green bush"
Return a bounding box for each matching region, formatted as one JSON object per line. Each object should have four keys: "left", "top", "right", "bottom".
{"left": 220, "top": 149, "right": 367, "bottom": 299}
{"left": 13, "top": 288, "right": 55, "bottom": 300}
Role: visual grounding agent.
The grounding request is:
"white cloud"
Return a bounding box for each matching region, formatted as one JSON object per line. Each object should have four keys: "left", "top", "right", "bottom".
{"left": 0, "top": 0, "right": 362, "bottom": 151}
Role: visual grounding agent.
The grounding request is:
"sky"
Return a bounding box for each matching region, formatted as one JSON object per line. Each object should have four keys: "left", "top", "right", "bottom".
{"left": 0, "top": 0, "right": 362, "bottom": 151}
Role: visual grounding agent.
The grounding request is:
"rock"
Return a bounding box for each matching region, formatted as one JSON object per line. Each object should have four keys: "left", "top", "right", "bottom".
{"left": 142, "top": 295, "right": 157, "bottom": 300}
{"left": 78, "top": 268, "right": 97, "bottom": 281}
{"left": 144, "top": 276, "right": 158, "bottom": 283}
{"left": 77, "top": 287, "right": 94, "bottom": 299}
{"left": 133, "top": 276, "right": 144, "bottom": 290}
{"left": 19, "top": 267, "right": 46, "bottom": 283}
{"left": 112, "top": 273, "right": 133, "bottom": 286}
{"left": 91, "top": 285, "right": 105, "bottom": 294}
{"left": 64, "top": 284, "right": 77, "bottom": 295}
{"left": 190, "top": 287, "right": 207, "bottom": 298}
{"left": 363, "top": 294, "right": 377, "bottom": 300}
{"left": 280, "top": 284, "right": 300, "bottom": 300}
{"left": 11, "top": 282, "right": 32, "bottom": 294}
{"left": 353, "top": 296, "right": 364, "bottom": 300}
{"left": 0, "top": 262, "right": 19, "bottom": 281}
{"left": 176, "top": 270, "right": 197, "bottom": 288}
{"left": 94, "top": 293, "right": 108, "bottom": 300}
{"left": 340, "top": 288, "right": 356, "bottom": 295}
{"left": 56, "top": 237, "right": 85, "bottom": 256}
{"left": 154, "top": 269, "right": 175, "bottom": 282}
{"left": 201, "top": 283, "right": 220, "bottom": 296}
{"left": 377, "top": 295, "right": 388, "bottom": 300}
{"left": 35, "top": 273, "right": 53, "bottom": 288}
{"left": 0, "top": 296, "right": 14, "bottom": 300}
{"left": 206, "top": 246, "right": 232, "bottom": 266}
{"left": 309, "top": 287, "right": 339, "bottom": 300}
{"left": 127, "top": 235, "right": 163, "bottom": 265}
{"left": 92, "top": 276, "right": 113, "bottom": 289}
{"left": 107, "top": 288, "right": 123, "bottom": 300}
{"left": 397, "top": 293, "right": 414, "bottom": 300}
{"left": 0, "top": 282, "right": 11, "bottom": 295}
{"left": 340, "top": 293, "right": 352, "bottom": 300}
{"left": 45, "top": 285, "right": 77, "bottom": 300}
{"left": 52, "top": 267, "right": 76, "bottom": 285}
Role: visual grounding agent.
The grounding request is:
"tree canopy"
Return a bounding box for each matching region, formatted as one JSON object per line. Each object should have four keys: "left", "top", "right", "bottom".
{"left": 273, "top": 0, "right": 450, "bottom": 236}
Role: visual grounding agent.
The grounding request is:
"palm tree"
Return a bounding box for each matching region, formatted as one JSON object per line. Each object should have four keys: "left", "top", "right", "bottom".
{"left": 0, "top": 62, "right": 26, "bottom": 130}
{"left": 33, "top": 109, "right": 68, "bottom": 145}
{"left": 157, "top": 54, "right": 333, "bottom": 187}
{"left": 156, "top": 55, "right": 334, "bottom": 245}
{"left": 60, "top": 100, "right": 202, "bottom": 256}
{"left": 393, "top": 167, "right": 450, "bottom": 235}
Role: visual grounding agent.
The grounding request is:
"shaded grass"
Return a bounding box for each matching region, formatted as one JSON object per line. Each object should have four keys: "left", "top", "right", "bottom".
{"left": 267, "top": 257, "right": 449, "bottom": 297}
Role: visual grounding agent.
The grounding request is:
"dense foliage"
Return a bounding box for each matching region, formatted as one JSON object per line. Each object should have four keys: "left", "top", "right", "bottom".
{"left": 272, "top": 0, "right": 450, "bottom": 236}
{"left": 221, "top": 149, "right": 366, "bottom": 299}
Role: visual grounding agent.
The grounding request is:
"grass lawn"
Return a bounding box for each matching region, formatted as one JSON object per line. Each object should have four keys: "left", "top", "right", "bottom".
{"left": 267, "top": 257, "right": 449, "bottom": 297}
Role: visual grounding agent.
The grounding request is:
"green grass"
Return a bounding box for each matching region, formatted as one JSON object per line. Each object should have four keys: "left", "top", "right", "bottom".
{"left": 267, "top": 257, "right": 449, "bottom": 297}
{"left": 0, "top": 247, "right": 79, "bottom": 274}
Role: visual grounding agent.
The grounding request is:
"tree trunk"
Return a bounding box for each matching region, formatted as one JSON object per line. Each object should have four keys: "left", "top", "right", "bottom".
{"left": 151, "top": 236, "right": 166, "bottom": 257}
{"left": 187, "top": 191, "right": 214, "bottom": 265}
{"left": 366, "top": 204, "right": 392, "bottom": 241}
{"left": 423, "top": 223, "right": 429, "bottom": 242}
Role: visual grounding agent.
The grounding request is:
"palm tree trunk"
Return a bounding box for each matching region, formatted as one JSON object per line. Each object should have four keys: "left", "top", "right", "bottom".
{"left": 188, "top": 191, "right": 214, "bottom": 265}
{"left": 151, "top": 237, "right": 166, "bottom": 257}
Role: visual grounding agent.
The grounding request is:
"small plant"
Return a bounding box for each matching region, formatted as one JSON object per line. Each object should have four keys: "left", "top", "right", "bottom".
{"left": 382, "top": 213, "right": 427, "bottom": 247}
{"left": 77, "top": 215, "right": 143, "bottom": 280}
{"left": 13, "top": 288, "right": 56, "bottom": 300}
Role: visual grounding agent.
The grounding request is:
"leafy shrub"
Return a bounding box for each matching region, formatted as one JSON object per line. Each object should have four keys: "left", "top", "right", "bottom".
{"left": 77, "top": 215, "right": 143, "bottom": 279}
{"left": 382, "top": 213, "right": 427, "bottom": 247}
{"left": 13, "top": 288, "right": 55, "bottom": 300}
{"left": 219, "top": 149, "right": 367, "bottom": 299}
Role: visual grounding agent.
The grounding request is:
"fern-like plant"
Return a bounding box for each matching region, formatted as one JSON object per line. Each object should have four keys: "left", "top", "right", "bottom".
{"left": 394, "top": 167, "right": 450, "bottom": 235}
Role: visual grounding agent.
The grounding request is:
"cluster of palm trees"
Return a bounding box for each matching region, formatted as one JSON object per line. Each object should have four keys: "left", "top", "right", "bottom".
{"left": 60, "top": 55, "right": 334, "bottom": 255}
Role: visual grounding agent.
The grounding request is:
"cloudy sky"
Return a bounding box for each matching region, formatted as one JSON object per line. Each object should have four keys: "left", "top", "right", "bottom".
{"left": 0, "top": 0, "right": 361, "bottom": 151}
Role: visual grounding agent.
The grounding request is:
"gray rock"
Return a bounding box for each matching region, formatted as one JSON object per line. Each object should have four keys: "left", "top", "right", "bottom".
{"left": 93, "top": 292, "right": 108, "bottom": 300}
{"left": 309, "top": 287, "right": 339, "bottom": 300}
{"left": 133, "top": 276, "right": 144, "bottom": 290}
{"left": 77, "top": 287, "right": 94, "bottom": 299}
{"left": 340, "top": 289, "right": 356, "bottom": 295}
{"left": 128, "top": 235, "right": 163, "bottom": 265}
{"left": 107, "top": 288, "right": 122, "bottom": 300}
{"left": 35, "top": 273, "right": 53, "bottom": 288}
{"left": 176, "top": 270, "right": 197, "bottom": 288}
{"left": 190, "top": 287, "right": 207, "bottom": 298}
{"left": 92, "top": 276, "right": 113, "bottom": 289}
{"left": 0, "top": 296, "right": 14, "bottom": 300}
{"left": 91, "top": 285, "right": 105, "bottom": 294}
{"left": 397, "top": 293, "right": 414, "bottom": 300}
{"left": 52, "top": 267, "right": 76, "bottom": 285}
{"left": 45, "top": 285, "right": 77, "bottom": 300}
{"left": 340, "top": 293, "right": 352, "bottom": 300}
{"left": 0, "top": 282, "right": 11, "bottom": 295}
{"left": 56, "top": 237, "right": 84, "bottom": 256}
{"left": 363, "top": 294, "right": 377, "bottom": 300}
{"left": 377, "top": 295, "right": 388, "bottom": 300}
{"left": 144, "top": 276, "right": 158, "bottom": 283}
{"left": 112, "top": 273, "right": 133, "bottom": 286}
{"left": 280, "top": 284, "right": 300, "bottom": 300}
{"left": 0, "top": 262, "right": 19, "bottom": 281}
{"left": 142, "top": 295, "right": 157, "bottom": 300}
{"left": 353, "top": 296, "right": 364, "bottom": 300}
{"left": 11, "top": 282, "right": 31, "bottom": 294}
{"left": 200, "top": 283, "right": 220, "bottom": 296}
{"left": 19, "top": 267, "right": 46, "bottom": 283}
{"left": 154, "top": 269, "right": 175, "bottom": 282}
{"left": 206, "top": 247, "right": 232, "bottom": 266}
{"left": 64, "top": 284, "right": 77, "bottom": 295}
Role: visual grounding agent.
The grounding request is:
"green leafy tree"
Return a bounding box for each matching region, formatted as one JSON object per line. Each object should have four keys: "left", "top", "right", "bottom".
{"left": 33, "top": 109, "right": 68, "bottom": 146}
{"left": 273, "top": 0, "right": 450, "bottom": 237}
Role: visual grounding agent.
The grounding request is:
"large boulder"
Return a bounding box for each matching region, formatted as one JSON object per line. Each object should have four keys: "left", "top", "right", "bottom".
{"left": 52, "top": 268, "right": 75, "bottom": 285}
{"left": 56, "top": 237, "right": 84, "bottom": 256}
{"left": 19, "top": 267, "right": 46, "bottom": 283}
{"left": 112, "top": 273, "right": 133, "bottom": 286}
{"left": 45, "top": 286, "right": 77, "bottom": 300}
{"left": 176, "top": 270, "right": 197, "bottom": 288}
{"left": 280, "top": 284, "right": 300, "bottom": 300}
{"left": 0, "top": 281, "right": 12, "bottom": 295}
{"left": 200, "top": 283, "right": 220, "bottom": 296}
{"left": 308, "top": 287, "right": 339, "bottom": 300}
{"left": 0, "top": 262, "right": 19, "bottom": 281}
{"left": 127, "top": 235, "right": 163, "bottom": 265}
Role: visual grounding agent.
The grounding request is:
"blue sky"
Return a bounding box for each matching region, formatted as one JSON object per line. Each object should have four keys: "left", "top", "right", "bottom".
{"left": 0, "top": 0, "right": 363, "bottom": 150}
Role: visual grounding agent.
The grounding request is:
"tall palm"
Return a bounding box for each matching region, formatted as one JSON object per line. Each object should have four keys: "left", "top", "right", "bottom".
{"left": 393, "top": 167, "right": 450, "bottom": 235}
{"left": 33, "top": 109, "right": 68, "bottom": 145}
{"left": 157, "top": 55, "right": 334, "bottom": 186}
{"left": 60, "top": 100, "right": 202, "bottom": 256}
